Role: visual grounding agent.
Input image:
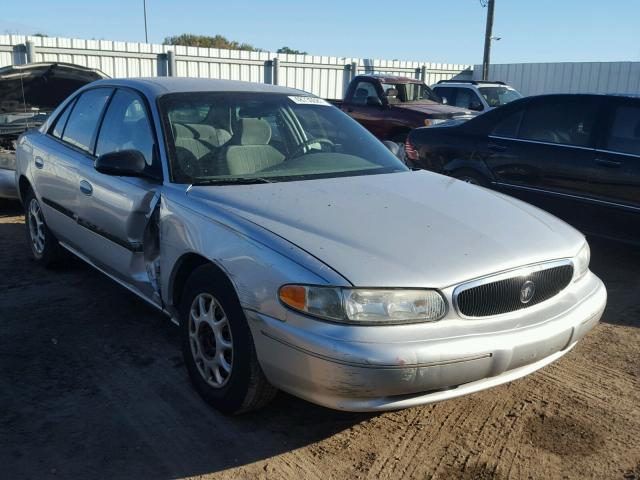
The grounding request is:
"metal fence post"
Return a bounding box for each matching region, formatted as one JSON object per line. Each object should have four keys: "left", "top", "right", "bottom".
{"left": 273, "top": 57, "right": 280, "bottom": 85}
{"left": 25, "top": 40, "right": 36, "bottom": 63}
{"left": 421, "top": 65, "right": 427, "bottom": 82}
{"left": 351, "top": 62, "right": 358, "bottom": 81}
{"left": 167, "top": 50, "right": 176, "bottom": 77}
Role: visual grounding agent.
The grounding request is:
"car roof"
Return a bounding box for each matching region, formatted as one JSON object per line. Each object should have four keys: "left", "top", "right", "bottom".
{"left": 85, "top": 77, "right": 311, "bottom": 99}
{"left": 434, "top": 82, "right": 507, "bottom": 88}
{"left": 355, "top": 74, "right": 423, "bottom": 84}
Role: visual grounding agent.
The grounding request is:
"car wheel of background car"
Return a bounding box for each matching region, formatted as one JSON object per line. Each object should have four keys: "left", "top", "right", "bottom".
{"left": 180, "top": 264, "right": 277, "bottom": 414}
{"left": 24, "top": 190, "right": 65, "bottom": 268}
{"left": 453, "top": 169, "right": 489, "bottom": 187}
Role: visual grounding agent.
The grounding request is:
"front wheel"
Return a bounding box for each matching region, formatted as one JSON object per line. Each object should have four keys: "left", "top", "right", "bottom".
{"left": 180, "top": 265, "right": 277, "bottom": 414}
{"left": 24, "top": 190, "right": 65, "bottom": 267}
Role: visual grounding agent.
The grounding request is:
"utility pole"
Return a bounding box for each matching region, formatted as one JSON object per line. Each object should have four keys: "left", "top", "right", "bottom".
{"left": 481, "top": 0, "right": 495, "bottom": 80}
{"left": 143, "top": 0, "right": 149, "bottom": 43}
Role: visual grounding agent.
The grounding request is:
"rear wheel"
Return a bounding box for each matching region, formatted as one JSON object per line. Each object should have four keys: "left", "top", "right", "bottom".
{"left": 24, "top": 190, "right": 65, "bottom": 267}
{"left": 452, "top": 169, "right": 489, "bottom": 187}
{"left": 180, "top": 264, "right": 277, "bottom": 414}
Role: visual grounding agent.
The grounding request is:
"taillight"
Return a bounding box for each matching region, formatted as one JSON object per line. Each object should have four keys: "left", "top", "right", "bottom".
{"left": 404, "top": 138, "right": 419, "bottom": 161}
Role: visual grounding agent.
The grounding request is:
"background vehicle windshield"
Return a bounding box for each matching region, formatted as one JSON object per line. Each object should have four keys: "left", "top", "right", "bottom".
{"left": 382, "top": 83, "right": 441, "bottom": 103}
{"left": 479, "top": 87, "right": 522, "bottom": 107}
{"left": 160, "top": 92, "right": 408, "bottom": 184}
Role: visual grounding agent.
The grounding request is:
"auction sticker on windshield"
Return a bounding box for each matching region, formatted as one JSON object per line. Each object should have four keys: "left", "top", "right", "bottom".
{"left": 288, "top": 96, "right": 330, "bottom": 106}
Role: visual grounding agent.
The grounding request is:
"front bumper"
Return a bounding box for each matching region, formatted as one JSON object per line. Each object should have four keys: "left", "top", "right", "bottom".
{"left": 0, "top": 168, "right": 18, "bottom": 199}
{"left": 247, "top": 272, "right": 606, "bottom": 411}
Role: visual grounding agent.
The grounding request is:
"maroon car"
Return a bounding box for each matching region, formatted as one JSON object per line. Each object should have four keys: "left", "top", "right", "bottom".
{"left": 332, "top": 74, "right": 474, "bottom": 143}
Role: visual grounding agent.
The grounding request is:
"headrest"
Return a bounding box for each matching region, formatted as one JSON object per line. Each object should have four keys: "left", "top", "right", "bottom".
{"left": 386, "top": 88, "right": 398, "bottom": 97}
{"left": 173, "top": 123, "right": 194, "bottom": 138}
{"left": 239, "top": 118, "right": 271, "bottom": 145}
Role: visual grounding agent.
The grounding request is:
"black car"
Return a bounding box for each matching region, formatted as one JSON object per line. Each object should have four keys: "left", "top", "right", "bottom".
{"left": 406, "top": 94, "right": 640, "bottom": 245}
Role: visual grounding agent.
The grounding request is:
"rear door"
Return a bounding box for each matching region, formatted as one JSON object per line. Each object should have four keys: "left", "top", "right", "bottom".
{"left": 34, "top": 88, "right": 113, "bottom": 249}
{"left": 588, "top": 99, "right": 640, "bottom": 242}
{"left": 484, "top": 97, "right": 601, "bottom": 229}
{"left": 74, "top": 88, "right": 163, "bottom": 304}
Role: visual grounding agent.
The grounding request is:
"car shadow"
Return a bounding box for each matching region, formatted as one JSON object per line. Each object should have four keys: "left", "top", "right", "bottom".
{"left": 587, "top": 235, "right": 640, "bottom": 328}
{"left": 0, "top": 211, "right": 372, "bottom": 480}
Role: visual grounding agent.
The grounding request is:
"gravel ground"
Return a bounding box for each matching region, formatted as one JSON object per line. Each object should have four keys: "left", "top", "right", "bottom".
{"left": 1, "top": 200, "right": 638, "bottom": 480}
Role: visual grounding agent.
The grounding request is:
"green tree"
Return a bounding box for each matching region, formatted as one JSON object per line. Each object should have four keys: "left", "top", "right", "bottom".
{"left": 277, "top": 46, "right": 308, "bottom": 55}
{"left": 163, "top": 34, "right": 259, "bottom": 51}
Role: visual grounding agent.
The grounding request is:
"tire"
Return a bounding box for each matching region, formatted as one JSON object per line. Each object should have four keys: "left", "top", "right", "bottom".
{"left": 180, "top": 264, "right": 277, "bottom": 414}
{"left": 452, "top": 169, "right": 489, "bottom": 188}
{"left": 24, "top": 189, "right": 65, "bottom": 268}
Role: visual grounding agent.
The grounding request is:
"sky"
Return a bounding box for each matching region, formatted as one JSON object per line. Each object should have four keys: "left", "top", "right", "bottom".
{"left": 1, "top": 0, "right": 639, "bottom": 65}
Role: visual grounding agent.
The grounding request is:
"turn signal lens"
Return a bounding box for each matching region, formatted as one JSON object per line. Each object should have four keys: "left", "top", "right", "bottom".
{"left": 279, "top": 285, "right": 307, "bottom": 310}
{"left": 572, "top": 242, "right": 590, "bottom": 282}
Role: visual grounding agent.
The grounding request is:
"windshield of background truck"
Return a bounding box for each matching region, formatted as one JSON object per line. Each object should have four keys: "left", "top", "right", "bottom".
{"left": 479, "top": 87, "right": 522, "bottom": 107}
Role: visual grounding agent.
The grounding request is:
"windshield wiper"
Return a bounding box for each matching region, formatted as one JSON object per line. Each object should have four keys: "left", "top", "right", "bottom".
{"left": 191, "top": 177, "right": 273, "bottom": 186}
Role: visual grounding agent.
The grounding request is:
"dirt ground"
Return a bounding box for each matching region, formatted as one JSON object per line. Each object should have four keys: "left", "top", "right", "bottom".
{"left": 0, "top": 200, "right": 638, "bottom": 480}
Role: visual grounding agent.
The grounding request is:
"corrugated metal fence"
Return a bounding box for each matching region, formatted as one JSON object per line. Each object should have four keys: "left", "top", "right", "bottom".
{"left": 0, "top": 35, "right": 469, "bottom": 99}
{"left": 473, "top": 62, "right": 640, "bottom": 96}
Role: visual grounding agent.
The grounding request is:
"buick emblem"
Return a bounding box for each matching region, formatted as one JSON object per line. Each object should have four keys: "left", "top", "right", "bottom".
{"left": 520, "top": 280, "right": 535, "bottom": 304}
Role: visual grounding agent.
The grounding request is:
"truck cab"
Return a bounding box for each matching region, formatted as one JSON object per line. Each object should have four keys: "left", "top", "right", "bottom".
{"left": 337, "top": 74, "right": 474, "bottom": 143}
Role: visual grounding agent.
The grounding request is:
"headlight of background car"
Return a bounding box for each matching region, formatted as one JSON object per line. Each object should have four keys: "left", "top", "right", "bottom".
{"left": 0, "top": 152, "right": 16, "bottom": 171}
{"left": 279, "top": 285, "right": 447, "bottom": 324}
{"left": 424, "top": 118, "right": 448, "bottom": 127}
{"left": 573, "top": 242, "right": 590, "bottom": 281}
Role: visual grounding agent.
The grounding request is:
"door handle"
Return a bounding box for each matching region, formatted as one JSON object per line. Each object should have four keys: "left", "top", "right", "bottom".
{"left": 34, "top": 156, "right": 44, "bottom": 169}
{"left": 487, "top": 143, "right": 507, "bottom": 153}
{"left": 79, "top": 180, "right": 93, "bottom": 196}
{"left": 594, "top": 158, "right": 622, "bottom": 168}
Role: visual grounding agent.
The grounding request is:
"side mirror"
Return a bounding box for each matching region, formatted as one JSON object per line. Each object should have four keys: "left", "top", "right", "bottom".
{"left": 366, "top": 96, "right": 383, "bottom": 108}
{"left": 383, "top": 140, "right": 406, "bottom": 162}
{"left": 469, "top": 101, "right": 484, "bottom": 111}
{"left": 95, "top": 149, "right": 146, "bottom": 177}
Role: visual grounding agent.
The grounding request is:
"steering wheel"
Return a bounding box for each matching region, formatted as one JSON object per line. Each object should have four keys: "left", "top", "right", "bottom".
{"left": 289, "top": 137, "right": 335, "bottom": 158}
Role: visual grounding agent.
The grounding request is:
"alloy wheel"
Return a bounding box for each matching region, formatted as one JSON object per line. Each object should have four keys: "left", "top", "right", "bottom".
{"left": 28, "top": 198, "right": 45, "bottom": 255}
{"left": 188, "top": 293, "right": 234, "bottom": 388}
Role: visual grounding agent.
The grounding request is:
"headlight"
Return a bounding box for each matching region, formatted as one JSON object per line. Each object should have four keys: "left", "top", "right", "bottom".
{"left": 279, "top": 285, "right": 447, "bottom": 324}
{"left": 573, "top": 242, "right": 590, "bottom": 281}
{"left": 0, "top": 152, "right": 16, "bottom": 171}
{"left": 424, "top": 118, "right": 448, "bottom": 127}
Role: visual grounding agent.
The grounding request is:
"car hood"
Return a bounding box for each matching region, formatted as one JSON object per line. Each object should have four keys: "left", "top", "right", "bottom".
{"left": 392, "top": 101, "right": 474, "bottom": 118}
{"left": 0, "top": 62, "right": 108, "bottom": 115}
{"left": 188, "top": 171, "right": 584, "bottom": 288}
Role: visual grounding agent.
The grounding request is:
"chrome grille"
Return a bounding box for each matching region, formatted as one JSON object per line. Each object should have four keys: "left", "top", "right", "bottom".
{"left": 455, "top": 263, "right": 574, "bottom": 317}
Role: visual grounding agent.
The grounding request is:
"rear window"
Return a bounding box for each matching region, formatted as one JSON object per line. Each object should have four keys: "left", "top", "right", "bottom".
{"left": 62, "top": 88, "right": 112, "bottom": 153}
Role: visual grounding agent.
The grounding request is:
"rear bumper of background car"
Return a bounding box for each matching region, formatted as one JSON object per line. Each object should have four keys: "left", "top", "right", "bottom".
{"left": 247, "top": 273, "right": 606, "bottom": 411}
{"left": 0, "top": 169, "right": 18, "bottom": 199}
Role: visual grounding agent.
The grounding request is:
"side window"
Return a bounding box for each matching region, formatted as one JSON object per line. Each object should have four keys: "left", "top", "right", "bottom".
{"left": 350, "top": 81, "right": 379, "bottom": 106}
{"left": 519, "top": 101, "right": 596, "bottom": 147}
{"left": 605, "top": 105, "right": 640, "bottom": 156}
{"left": 96, "top": 89, "right": 157, "bottom": 171}
{"left": 491, "top": 110, "right": 523, "bottom": 138}
{"left": 51, "top": 99, "right": 76, "bottom": 139}
{"left": 62, "top": 88, "right": 112, "bottom": 153}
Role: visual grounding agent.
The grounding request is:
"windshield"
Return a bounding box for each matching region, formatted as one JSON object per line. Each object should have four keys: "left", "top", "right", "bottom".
{"left": 478, "top": 87, "right": 522, "bottom": 107}
{"left": 160, "top": 92, "right": 408, "bottom": 184}
{"left": 382, "top": 82, "right": 441, "bottom": 103}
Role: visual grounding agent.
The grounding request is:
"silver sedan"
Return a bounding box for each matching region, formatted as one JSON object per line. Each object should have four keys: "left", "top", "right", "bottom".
{"left": 15, "top": 78, "right": 606, "bottom": 413}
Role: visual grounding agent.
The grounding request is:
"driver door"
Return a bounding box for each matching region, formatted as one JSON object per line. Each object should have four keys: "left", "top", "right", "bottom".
{"left": 343, "top": 79, "right": 387, "bottom": 138}
{"left": 74, "top": 88, "right": 163, "bottom": 305}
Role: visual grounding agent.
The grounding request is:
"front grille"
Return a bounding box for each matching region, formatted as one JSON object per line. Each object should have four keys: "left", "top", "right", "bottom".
{"left": 456, "top": 263, "right": 574, "bottom": 317}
